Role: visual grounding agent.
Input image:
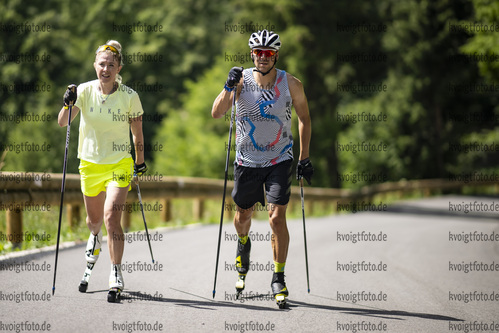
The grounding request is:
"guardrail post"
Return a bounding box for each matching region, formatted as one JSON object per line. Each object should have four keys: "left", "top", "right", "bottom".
{"left": 66, "top": 204, "right": 81, "bottom": 229}
{"left": 193, "top": 198, "right": 204, "bottom": 221}
{"left": 332, "top": 200, "right": 337, "bottom": 214}
{"left": 160, "top": 199, "right": 171, "bottom": 222}
{"left": 6, "top": 208, "right": 22, "bottom": 249}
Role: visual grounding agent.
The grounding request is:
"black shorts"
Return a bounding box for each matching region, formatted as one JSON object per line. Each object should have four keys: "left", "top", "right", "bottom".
{"left": 231, "top": 159, "right": 293, "bottom": 210}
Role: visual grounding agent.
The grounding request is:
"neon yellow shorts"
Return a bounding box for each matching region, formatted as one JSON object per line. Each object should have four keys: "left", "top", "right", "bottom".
{"left": 79, "top": 157, "right": 133, "bottom": 197}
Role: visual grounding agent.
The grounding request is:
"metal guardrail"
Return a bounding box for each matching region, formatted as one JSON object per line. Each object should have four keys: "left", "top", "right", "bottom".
{"left": 1, "top": 171, "right": 498, "bottom": 245}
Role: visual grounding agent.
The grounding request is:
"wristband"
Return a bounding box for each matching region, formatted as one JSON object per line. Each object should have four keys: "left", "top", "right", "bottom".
{"left": 224, "top": 84, "right": 234, "bottom": 92}
{"left": 63, "top": 105, "right": 69, "bottom": 110}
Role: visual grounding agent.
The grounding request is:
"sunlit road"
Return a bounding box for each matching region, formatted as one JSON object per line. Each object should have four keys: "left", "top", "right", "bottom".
{"left": 1, "top": 195, "right": 498, "bottom": 332}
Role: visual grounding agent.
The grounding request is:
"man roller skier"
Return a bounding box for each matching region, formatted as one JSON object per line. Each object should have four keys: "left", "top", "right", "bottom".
{"left": 211, "top": 29, "right": 313, "bottom": 308}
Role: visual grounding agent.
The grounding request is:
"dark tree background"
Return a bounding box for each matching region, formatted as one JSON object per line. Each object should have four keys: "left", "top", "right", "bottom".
{"left": 1, "top": 0, "right": 496, "bottom": 189}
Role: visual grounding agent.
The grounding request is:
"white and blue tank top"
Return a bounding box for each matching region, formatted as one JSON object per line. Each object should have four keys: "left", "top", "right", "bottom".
{"left": 235, "top": 68, "right": 293, "bottom": 168}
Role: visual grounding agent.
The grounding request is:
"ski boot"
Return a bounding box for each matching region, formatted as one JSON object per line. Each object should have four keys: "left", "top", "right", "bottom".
{"left": 107, "top": 264, "right": 124, "bottom": 303}
{"left": 271, "top": 272, "right": 288, "bottom": 309}
{"left": 235, "top": 237, "right": 251, "bottom": 299}
{"left": 78, "top": 231, "right": 102, "bottom": 292}
{"left": 78, "top": 263, "right": 95, "bottom": 292}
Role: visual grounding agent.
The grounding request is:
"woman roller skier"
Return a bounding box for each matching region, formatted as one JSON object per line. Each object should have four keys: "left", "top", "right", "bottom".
{"left": 58, "top": 40, "right": 147, "bottom": 303}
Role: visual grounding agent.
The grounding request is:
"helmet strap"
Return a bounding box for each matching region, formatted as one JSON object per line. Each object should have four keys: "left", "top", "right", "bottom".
{"left": 252, "top": 56, "right": 278, "bottom": 76}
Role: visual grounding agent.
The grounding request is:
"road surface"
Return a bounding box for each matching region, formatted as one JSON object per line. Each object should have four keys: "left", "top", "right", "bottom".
{"left": 0, "top": 195, "right": 498, "bottom": 332}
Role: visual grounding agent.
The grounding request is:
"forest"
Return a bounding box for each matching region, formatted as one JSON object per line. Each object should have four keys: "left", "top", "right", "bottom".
{"left": 1, "top": 0, "right": 497, "bottom": 189}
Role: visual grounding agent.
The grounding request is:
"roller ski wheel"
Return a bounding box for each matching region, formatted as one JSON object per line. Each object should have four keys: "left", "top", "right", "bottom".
{"left": 107, "top": 288, "right": 121, "bottom": 303}
{"left": 235, "top": 274, "right": 246, "bottom": 299}
{"left": 78, "top": 262, "right": 95, "bottom": 293}
{"left": 275, "top": 294, "right": 287, "bottom": 309}
{"left": 271, "top": 272, "right": 288, "bottom": 310}
{"left": 78, "top": 282, "right": 88, "bottom": 293}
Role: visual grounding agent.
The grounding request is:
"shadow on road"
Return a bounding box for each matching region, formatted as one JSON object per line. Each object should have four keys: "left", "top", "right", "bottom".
{"left": 85, "top": 289, "right": 280, "bottom": 311}
{"left": 291, "top": 297, "right": 463, "bottom": 322}
{"left": 87, "top": 289, "right": 464, "bottom": 322}
{"left": 125, "top": 289, "right": 280, "bottom": 311}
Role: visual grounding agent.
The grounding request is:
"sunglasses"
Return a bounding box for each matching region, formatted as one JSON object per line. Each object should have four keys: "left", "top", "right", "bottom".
{"left": 252, "top": 49, "right": 277, "bottom": 57}
{"left": 96, "top": 44, "right": 120, "bottom": 55}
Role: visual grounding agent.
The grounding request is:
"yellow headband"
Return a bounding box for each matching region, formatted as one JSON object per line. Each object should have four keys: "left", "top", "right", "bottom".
{"left": 96, "top": 44, "right": 120, "bottom": 55}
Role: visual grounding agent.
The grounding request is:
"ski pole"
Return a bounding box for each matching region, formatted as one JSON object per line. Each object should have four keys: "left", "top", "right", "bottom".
{"left": 212, "top": 88, "right": 237, "bottom": 299}
{"left": 52, "top": 84, "right": 76, "bottom": 295}
{"left": 134, "top": 174, "right": 155, "bottom": 263}
{"left": 300, "top": 178, "right": 310, "bottom": 293}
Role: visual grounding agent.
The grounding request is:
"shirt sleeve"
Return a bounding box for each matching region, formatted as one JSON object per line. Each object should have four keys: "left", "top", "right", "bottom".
{"left": 129, "top": 92, "right": 144, "bottom": 119}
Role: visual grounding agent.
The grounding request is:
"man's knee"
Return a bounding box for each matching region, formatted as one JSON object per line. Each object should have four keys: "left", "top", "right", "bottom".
{"left": 268, "top": 204, "right": 287, "bottom": 228}
{"left": 235, "top": 206, "right": 253, "bottom": 225}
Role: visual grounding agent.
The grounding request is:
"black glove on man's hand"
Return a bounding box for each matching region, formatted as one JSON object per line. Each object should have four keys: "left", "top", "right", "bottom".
{"left": 134, "top": 162, "right": 148, "bottom": 177}
{"left": 63, "top": 84, "right": 77, "bottom": 106}
{"left": 297, "top": 158, "right": 314, "bottom": 185}
{"left": 225, "top": 67, "right": 243, "bottom": 89}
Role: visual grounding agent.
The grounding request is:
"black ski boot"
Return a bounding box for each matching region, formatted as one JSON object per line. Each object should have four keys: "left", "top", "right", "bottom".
{"left": 235, "top": 237, "right": 251, "bottom": 298}
{"left": 271, "top": 272, "right": 288, "bottom": 309}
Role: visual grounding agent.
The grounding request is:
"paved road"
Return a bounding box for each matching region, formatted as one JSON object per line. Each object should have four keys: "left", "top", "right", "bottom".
{"left": 1, "top": 195, "right": 498, "bottom": 332}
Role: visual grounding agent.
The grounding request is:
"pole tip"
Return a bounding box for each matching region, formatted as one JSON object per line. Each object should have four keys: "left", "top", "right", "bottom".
{"left": 212, "top": 290, "right": 216, "bottom": 299}
{"left": 52, "top": 287, "right": 55, "bottom": 296}
{"left": 308, "top": 289, "right": 310, "bottom": 293}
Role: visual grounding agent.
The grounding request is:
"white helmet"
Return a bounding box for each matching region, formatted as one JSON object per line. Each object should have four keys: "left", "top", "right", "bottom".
{"left": 248, "top": 30, "right": 281, "bottom": 50}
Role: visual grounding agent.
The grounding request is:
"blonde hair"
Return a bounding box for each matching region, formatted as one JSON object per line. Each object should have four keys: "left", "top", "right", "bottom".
{"left": 96, "top": 39, "right": 123, "bottom": 84}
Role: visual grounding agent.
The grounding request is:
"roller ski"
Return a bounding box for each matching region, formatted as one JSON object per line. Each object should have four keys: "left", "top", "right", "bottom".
{"left": 107, "top": 264, "right": 124, "bottom": 303}
{"left": 235, "top": 274, "right": 246, "bottom": 299}
{"left": 271, "top": 272, "right": 288, "bottom": 309}
{"left": 107, "top": 287, "right": 122, "bottom": 303}
{"left": 78, "top": 231, "right": 102, "bottom": 293}
{"left": 235, "top": 237, "right": 251, "bottom": 299}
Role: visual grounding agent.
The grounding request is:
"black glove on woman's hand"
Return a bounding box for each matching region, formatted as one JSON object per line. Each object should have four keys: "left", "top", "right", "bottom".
{"left": 63, "top": 84, "right": 77, "bottom": 106}
{"left": 134, "top": 162, "right": 147, "bottom": 176}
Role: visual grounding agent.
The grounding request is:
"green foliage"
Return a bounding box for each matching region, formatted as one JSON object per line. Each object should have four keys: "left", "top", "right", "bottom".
{"left": 0, "top": 0, "right": 230, "bottom": 173}
{"left": 152, "top": 62, "right": 228, "bottom": 178}
{"left": 0, "top": 0, "right": 497, "bottom": 190}
{"left": 461, "top": 0, "right": 499, "bottom": 84}
{"left": 456, "top": 0, "right": 499, "bottom": 177}
{"left": 335, "top": 0, "right": 499, "bottom": 187}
